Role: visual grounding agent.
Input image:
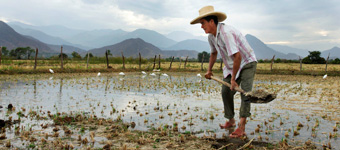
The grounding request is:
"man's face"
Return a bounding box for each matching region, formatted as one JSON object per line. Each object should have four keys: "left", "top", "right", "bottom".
{"left": 200, "top": 19, "right": 214, "bottom": 34}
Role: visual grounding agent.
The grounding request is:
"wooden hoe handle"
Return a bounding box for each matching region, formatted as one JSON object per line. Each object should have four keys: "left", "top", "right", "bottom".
{"left": 210, "top": 76, "right": 246, "bottom": 93}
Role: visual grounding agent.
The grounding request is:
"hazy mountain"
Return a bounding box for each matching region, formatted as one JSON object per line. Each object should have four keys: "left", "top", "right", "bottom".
{"left": 268, "top": 44, "right": 309, "bottom": 58}
{"left": 166, "top": 31, "right": 207, "bottom": 42}
{"left": 162, "top": 50, "right": 199, "bottom": 59}
{"left": 165, "top": 39, "right": 210, "bottom": 52}
{"left": 123, "top": 29, "right": 176, "bottom": 49}
{"left": 47, "top": 44, "right": 86, "bottom": 54}
{"left": 73, "top": 29, "right": 176, "bottom": 49}
{"left": 65, "top": 29, "right": 128, "bottom": 49}
{"left": 6, "top": 21, "right": 338, "bottom": 60}
{"left": 321, "top": 46, "right": 340, "bottom": 59}
{"left": 86, "top": 38, "right": 199, "bottom": 59}
{"left": 86, "top": 38, "right": 163, "bottom": 58}
{"left": 0, "top": 21, "right": 53, "bottom": 53}
{"left": 8, "top": 21, "right": 85, "bottom": 39}
{"left": 76, "top": 28, "right": 177, "bottom": 49}
{"left": 11, "top": 22, "right": 177, "bottom": 49}
{"left": 10, "top": 24, "right": 75, "bottom": 46}
{"left": 245, "top": 34, "right": 300, "bottom": 60}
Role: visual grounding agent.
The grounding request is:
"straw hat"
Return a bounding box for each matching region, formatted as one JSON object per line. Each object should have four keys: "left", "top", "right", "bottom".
{"left": 190, "top": 6, "right": 227, "bottom": 24}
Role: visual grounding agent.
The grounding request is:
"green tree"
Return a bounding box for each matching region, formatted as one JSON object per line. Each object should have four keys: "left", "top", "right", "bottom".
{"left": 106, "top": 50, "right": 112, "bottom": 56}
{"left": 331, "top": 58, "right": 340, "bottom": 64}
{"left": 1, "top": 47, "right": 9, "bottom": 56}
{"left": 26, "top": 47, "right": 35, "bottom": 59}
{"left": 71, "top": 51, "right": 82, "bottom": 59}
{"left": 9, "top": 47, "right": 29, "bottom": 59}
{"left": 302, "top": 51, "right": 326, "bottom": 64}
{"left": 198, "top": 51, "right": 210, "bottom": 62}
{"left": 86, "top": 53, "right": 94, "bottom": 58}
{"left": 275, "top": 58, "right": 282, "bottom": 63}
{"left": 58, "top": 53, "right": 68, "bottom": 59}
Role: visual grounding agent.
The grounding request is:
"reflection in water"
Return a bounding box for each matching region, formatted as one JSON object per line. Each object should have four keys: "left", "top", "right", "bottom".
{"left": 138, "top": 75, "right": 141, "bottom": 92}
{"left": 59, "top": 78, "right": 63, "bottom": 102}
{"left": 86, "top": 77, "right": 89, "bottom": 91}
{"left": 105, "top": 76, "right": 109, "bottom": 95}
{"left": 33, "top": 79, "right": 37, "bottom": 99}
{"left": 158, "top": 73, "right": 161, "bottom": 87}
{"left": 120, "top": 77, "right": 125, "bottom": 89}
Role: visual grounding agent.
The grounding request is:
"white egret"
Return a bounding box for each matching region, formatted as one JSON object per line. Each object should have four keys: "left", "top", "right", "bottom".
{"left": 162, "top": 73, "right": 168, "bottom": 77}
{"left": 141, "top": 71, "right": 147, "bottom": 75}
{"left": 153, "top": 69, "right": 160, "bottom": 72}
{"left": 323, "top": 74, "right": 327, "bottom": 79}
{"left": 119, "top": 72, "right": 125, "bottom": 76}
{"left": 97, "top": 72, "right": 101, "bottom": 76}
{"left": 49, "top": 69, "right": 54, "bottom": 74}
{"left": 197, "top": 73, "right": 201, "bottom": 77}
{"left": 150, "top": 73, "right": 156, "bottom": 76}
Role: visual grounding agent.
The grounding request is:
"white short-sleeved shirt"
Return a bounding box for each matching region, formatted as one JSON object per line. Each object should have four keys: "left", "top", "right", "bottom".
{"left": 208, "top": 23, "right": 257, "bottom": 79}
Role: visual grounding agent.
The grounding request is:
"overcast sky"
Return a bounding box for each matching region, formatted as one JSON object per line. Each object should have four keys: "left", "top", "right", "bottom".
{"left": 1, "top": 0, "right": 339, "bottom": 50}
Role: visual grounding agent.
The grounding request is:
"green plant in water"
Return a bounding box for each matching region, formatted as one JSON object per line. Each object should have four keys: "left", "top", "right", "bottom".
{"left": 184, "top": 131, "right": 191, "bottom": 134}
{"left": 28, "top": 143, "right": 35, "bottom": 148}
{"left": 112, "top": 107, "right": 116, "bottom": 113}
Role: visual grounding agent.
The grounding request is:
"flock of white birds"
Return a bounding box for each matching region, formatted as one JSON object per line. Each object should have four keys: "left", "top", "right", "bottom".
{"left": 48, "top": 68, "right": 326, "bottom": 80}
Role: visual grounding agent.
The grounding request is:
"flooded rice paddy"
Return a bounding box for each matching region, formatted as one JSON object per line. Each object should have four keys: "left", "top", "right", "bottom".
{"left": 0, "top": 72, "right": 339, "bottom": 149}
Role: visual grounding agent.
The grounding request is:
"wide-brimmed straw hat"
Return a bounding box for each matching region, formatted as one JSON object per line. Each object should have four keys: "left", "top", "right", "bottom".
{"left": 190, "top": 5, "right": 227, "bottom": 24}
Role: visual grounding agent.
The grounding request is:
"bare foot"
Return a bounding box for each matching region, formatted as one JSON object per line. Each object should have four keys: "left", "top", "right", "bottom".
{"left": 219, "top": 121, "right": 236, "bottom": 129}
{"left": 229, "top": 128, "right": 246, "bottom": 138}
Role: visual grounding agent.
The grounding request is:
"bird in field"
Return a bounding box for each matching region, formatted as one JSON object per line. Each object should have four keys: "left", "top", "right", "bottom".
{"left": 323, "top": 74, "right": 327, "bottom": 79}
{"left": 150, "top": 73, "right": 156, "bottom": 76}
{"left": 162, "top": 73, "right": 168, "bottom": 77}
{"left": 141, "top": 71, "right": 147, "bottom": 75}
{"left": 197, "top": 73, "right": 201, "bottom": 77}
{"left": 97, "top": 72, "right": 101, "bottom": 76}
{"left": 49, "top": 69, "right": 54, "bottom": 74}
{"left": 119, "top": 72, "right": 125, "bottom": 76}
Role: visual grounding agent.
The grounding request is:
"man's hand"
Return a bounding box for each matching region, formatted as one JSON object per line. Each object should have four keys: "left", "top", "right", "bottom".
{"left": 230, "top": 78, "right": 239, "bottom": 91}
{"left": 205, "top": 71, "right": 213, "bottom": 79}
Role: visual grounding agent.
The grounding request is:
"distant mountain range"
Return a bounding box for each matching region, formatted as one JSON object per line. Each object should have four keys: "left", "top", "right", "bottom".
{"left": 85, "top": 38, "right": 198, "bottom": 58}
{"left": 321, "top": 47, "right": 340, "bottom": 59}
{"left": 0, "top": 21, "right": 86, "bottom": 56}
{"left": 1, "top": 20, "right": 339, "bottom": 60}
{"left": 164, "top": 39, "right": 210, "bottom": 52}
{"left": 245, "top": 34, "right": 301, "bottom": 60}
{"left": 0, "top": 21, "right": 52, "bottom": 53}
{"left": 166, "top": 31, "right": 207, "bottom": 42}
{"left": 267, "top": 44, "right": 309, "bottom": 58}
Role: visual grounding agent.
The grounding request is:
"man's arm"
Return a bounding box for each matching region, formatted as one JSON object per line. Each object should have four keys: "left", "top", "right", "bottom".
{"left": 230, "top": 52, "right": 241, "bottom": 90}
{"left": 205, "top": 51, "right": 217, "bottom": 79}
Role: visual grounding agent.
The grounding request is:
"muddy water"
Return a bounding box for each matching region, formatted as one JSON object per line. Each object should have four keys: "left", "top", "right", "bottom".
{"left": 0, "top": 73, "right": 339, "bottom": 149}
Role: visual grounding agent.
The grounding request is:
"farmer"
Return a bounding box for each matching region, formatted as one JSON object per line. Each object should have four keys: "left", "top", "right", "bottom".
{"left": 190, "top": 5, "right": 257, "bottom": 138}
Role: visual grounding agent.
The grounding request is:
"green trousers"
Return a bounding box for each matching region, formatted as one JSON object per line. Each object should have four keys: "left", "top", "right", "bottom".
{"left": 222, "top": 61, "right": 257, "bottom": 119}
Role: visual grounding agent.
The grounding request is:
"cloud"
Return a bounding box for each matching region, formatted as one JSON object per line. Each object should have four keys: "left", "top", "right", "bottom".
{"left": 0, "top": 0, "right": 339, "bottom": 50}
